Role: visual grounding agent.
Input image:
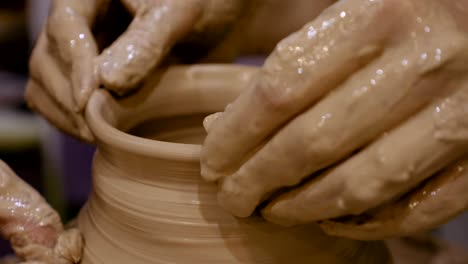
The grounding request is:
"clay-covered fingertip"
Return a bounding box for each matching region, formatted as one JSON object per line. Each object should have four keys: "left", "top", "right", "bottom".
{"left": 203, "top": 112, "right": 223, "bottom": 133}
{"left": 95, "top": 53, "right": 141, "bottom": 94}
{"left": 55, "top": 228, "right": 83, "bottom": 263}
{"left": 261, "top": 203, "right": 301, "bottom": 227}
{"left": 217, "top": 179, "right": 260, "bottom": 218}
{"left": 199, "top": 165, "right": 224, "bottom": 182}
{"left": 217, "top": 191, "right": 253, "bottom": 218}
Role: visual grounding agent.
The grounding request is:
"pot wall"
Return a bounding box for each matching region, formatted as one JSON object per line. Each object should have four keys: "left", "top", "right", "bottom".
{"left": 77, "top": 65, "right": 391, "bottom": 264}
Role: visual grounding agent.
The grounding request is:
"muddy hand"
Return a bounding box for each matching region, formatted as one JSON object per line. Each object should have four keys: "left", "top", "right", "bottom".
{"left": 95, "top": 0, "right": 203, "bottom": 94}
{"left": 26, "top": 0, "right": 107, "bottom": 142}
{"left": 95, "top": 0, "right": 250, "bottom": 94}
{"left": 0, "top": 160, "right": 82, "bottom": 263}
{"left": 320, "top": 156, "right": 468, "bottom": 240}
{"left": 26, "top": 0, "right": 246, "bottom": 142}
{"left": 201, "top": 0, "right": 468, "bottom": 239}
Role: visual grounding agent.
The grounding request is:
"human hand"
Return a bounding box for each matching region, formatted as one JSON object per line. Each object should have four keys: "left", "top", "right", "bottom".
{"left": 201, "top": 0, "right": 468, "bottom": 239}
{"left": 25, "top": 0, "right": 246, "bottom": 142}
{"left": 0, "top": 160, "right": 82, "bottom": 263}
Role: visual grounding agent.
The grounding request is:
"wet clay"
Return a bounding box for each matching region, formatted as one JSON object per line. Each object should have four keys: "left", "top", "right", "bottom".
{"left": 77, "top": 65, "right": 390, "bottom": 263}
{"left": 0, "top": 160, "right": 82, "bottom": 263}
{"left": 321, "top": 155, "right": 468, "bottom": 240}
{"left": 198, "top": 0, "right": 468, "bottom": 234}
{"left": 26, "top": 0, "right": 337, "bottom": 143}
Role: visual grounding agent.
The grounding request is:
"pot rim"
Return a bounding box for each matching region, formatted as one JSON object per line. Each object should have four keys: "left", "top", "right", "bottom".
{"left": 85, "top": 64, "right": 257, "bottom": 161}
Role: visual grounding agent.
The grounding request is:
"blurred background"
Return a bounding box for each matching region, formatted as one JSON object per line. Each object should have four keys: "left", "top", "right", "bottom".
{"left": 1, "top": 0, "right": 468, "bottom": 258}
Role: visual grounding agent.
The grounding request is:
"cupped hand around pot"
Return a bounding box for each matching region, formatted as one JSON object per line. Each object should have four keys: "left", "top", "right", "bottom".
{"left": 201, "top": 0, "right": 468, "bottom": 239}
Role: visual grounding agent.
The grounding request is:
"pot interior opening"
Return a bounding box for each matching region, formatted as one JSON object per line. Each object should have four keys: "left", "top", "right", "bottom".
{"left": 127, "top": 113, "right": 209, "bottom": 145}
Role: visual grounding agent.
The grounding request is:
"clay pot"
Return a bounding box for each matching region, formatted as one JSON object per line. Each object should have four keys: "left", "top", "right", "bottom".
{"left": 78, "top": 65, "right": 391, "bottom": 263}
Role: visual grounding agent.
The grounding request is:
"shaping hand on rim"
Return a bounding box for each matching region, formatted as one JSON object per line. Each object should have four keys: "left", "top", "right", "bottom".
{"left": 25, "top": 0, "right": 246, "bottom": 142}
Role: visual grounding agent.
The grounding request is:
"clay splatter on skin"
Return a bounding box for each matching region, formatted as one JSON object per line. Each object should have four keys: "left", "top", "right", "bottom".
{"left": 201, "top": 0, "right": 468, "bottom": 239}
{"left": 0, "top": 160, "right": 82, "bottom": 263}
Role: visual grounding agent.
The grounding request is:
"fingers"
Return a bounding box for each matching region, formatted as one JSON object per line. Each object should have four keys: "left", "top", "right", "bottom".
{"left": 46, "top": 0, "right": 103, "bottom": 110}
{"left": 53, "top": 229, "right": 83, "bottom": 263}
{"left": 214, "top": 28, "right": 467, "bottom": 217}
{"left": 69, "top": 50, "right": 99, "bottom": 111}
{"left": 0, "top": 160, "right": 59, "bottom": 232}
{"left": 0, "top": 161, "right": 82, "bottom": 263}
{"left": 26, "top": 0, "right": 101, "bottom": 142}
{"left": 29, "top": 33, "right": 75, "bottom": 111}
{"left": 0, "top": 160, "right": 61, "bottom": 251}
{"left": 320, "top": 157, "right": 468, "bottom": 240}
{"left": 11, "top": 228, "right": 82, "bottom": 264}
{"left": 201, "top": 0, "right": 407, "bottom": 182}
{"left": 203, "top": 112, "right": 222, "bottom": 133}
{"left": 25, "top": 79, "right": 93, "bottom": 142}
{"left": 28, "top": 31, "right": 93, "bottom": 142}
{"left": 96, "top": 0, "right": 203, "bottom": 93}
{"left": 261, "top": 82, "right": 468, "bottom": 226}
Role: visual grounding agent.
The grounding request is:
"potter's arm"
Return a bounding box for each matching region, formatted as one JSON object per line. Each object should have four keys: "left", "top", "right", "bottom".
{"left": 0, "top": 160, "right": 82, "bottom": 264}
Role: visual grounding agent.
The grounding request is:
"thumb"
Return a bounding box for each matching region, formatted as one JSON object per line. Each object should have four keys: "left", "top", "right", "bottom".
{"left": 96, "top": 0, "right": 203, "bottom": 94}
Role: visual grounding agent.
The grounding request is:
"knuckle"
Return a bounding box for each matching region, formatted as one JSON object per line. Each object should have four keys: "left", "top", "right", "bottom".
{"left": 254, "top": 31, "right": 308, "bottom": 112}
{"left": 219, "top": 176, "right": 256, "bottom": 217}
{"left": 303, "top": 128, "right": 340, "bottom": 160}
{"left": 337, "top": 0, "right": 411, "bottom": 38}
{"left": 200, "top": 164, "right": 226, "bottom": 182}
{"left": 98, "top": 40, "right": 158, "bottom": 91}
{"left": 254, "top": 76, "right": 300, "bottom": 112}
{"left": 343, "top": 175, "right": 381, "bottom": 214}
{"left": 28, "top": 49, "right": 45, "bottom": 82}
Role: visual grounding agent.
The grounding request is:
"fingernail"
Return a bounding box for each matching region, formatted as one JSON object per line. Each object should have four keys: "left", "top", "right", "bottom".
{"left": 203, "top": 112, "right": 222, "bottom": 133}
{"left": 261, "top": 202, "right": 300, "bottom": 227}
{"left": 200, "top": 164, "right": 225, "bottom": 182}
